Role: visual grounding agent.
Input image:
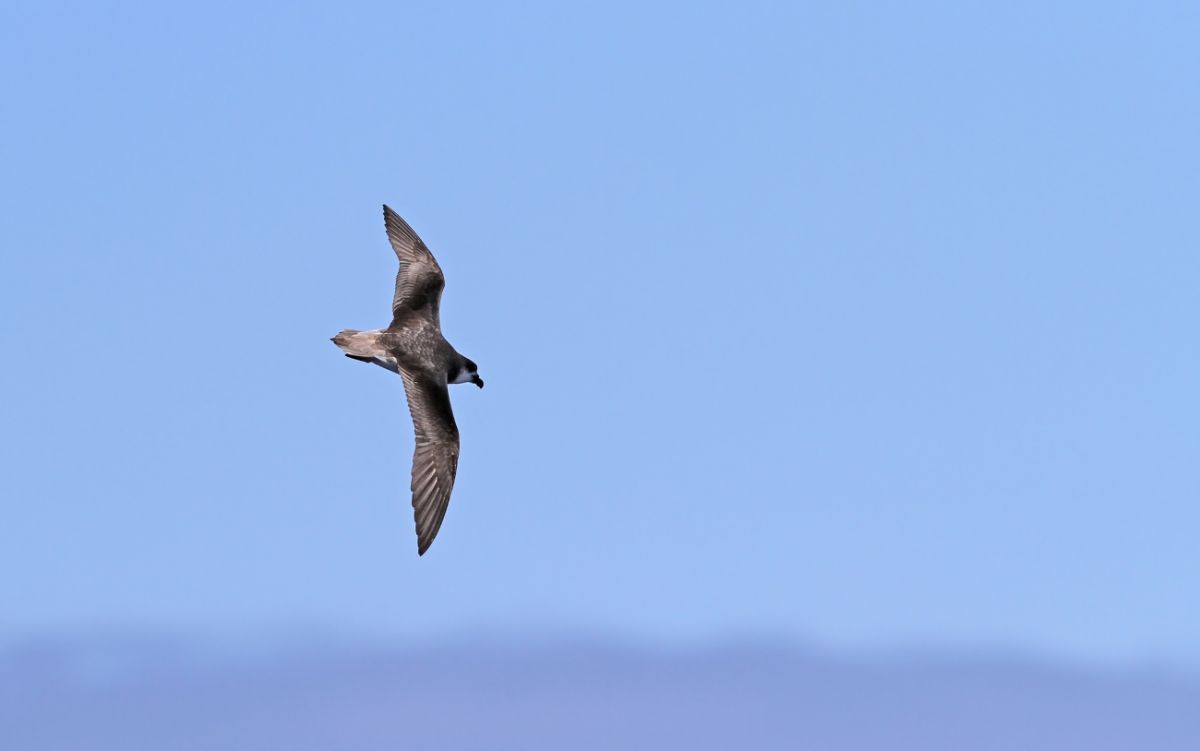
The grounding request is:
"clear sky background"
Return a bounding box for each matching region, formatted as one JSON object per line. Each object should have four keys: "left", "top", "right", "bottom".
{"left": 2, "top": 1, "right": 1197, "bottom": 667}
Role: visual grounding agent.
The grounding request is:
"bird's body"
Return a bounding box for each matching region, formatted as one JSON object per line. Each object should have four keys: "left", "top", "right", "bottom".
{"left": 332, "top": 206, "right": 483, "bottom": 555}
{"left": 333, "top": 325, "right": 451, "bottom": 375}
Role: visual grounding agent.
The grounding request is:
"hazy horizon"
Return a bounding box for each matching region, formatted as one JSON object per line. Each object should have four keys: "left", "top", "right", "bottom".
{"left": 5, "top": 632, "right": 1199, "bottom": 751}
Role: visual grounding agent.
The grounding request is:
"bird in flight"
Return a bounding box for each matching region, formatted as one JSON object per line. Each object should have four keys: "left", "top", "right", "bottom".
{"left": 332, "top": 206, "right": 484, "bottom": 555}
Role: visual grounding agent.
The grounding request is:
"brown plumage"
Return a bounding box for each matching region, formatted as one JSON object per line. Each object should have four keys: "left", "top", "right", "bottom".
{"left": 332, "top": 206, "right": 484, "bottom": 556}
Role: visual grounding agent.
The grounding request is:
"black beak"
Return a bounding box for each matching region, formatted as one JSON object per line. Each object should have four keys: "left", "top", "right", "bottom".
{"left": 472, "top": 375, "right": 484, "bottom": 389}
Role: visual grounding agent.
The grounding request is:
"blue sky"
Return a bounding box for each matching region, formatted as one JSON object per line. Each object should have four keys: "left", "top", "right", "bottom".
{"left": 2, "top": 1, "right": 1198, "bottom": 666}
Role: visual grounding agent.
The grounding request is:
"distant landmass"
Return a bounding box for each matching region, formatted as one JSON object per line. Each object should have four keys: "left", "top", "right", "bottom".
{"left": 3, "top": 635, "right": 1197, "bottom": 750}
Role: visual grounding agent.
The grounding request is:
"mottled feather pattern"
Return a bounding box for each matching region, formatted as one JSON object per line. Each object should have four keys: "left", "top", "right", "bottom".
{"left": 399, "top": 367, "right": 460, "bottom": 555}
{"left": 384, "top": 205, "right": 446, "bottom": 328}
{"left": 332, "top": 205, "right": 477, "bottom": 556}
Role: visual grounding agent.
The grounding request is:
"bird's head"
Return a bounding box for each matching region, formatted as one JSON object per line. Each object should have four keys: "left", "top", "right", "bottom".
{"left": 451, "top": 357, "right": 484, "bottom": 388}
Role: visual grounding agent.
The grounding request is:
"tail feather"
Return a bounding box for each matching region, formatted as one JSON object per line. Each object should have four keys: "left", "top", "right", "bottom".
{"left": 331, "top": 329, "right": 399, "bottom": 373}
{"left": 332, "top": 329, "right": 372, "bottom": 356}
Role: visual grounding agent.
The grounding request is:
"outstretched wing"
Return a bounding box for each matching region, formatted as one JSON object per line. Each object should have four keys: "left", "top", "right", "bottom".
{"left": 383, "top": 205, "right": 445, "bottom": 329}
{"left": 398, "top": 366, "right": 461, "bottom": 555}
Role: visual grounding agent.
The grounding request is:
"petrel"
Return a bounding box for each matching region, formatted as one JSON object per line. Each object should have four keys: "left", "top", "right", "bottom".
{"left": 332, "top": 206, "right": 484, "bottom": 555}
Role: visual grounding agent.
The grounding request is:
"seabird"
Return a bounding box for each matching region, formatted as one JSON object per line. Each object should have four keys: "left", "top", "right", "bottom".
{"left": 332, "top": 205, "right": 484, "bottom": 555}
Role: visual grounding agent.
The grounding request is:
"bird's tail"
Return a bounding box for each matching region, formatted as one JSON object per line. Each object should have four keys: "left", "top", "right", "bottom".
{"left": 331, "top": 329, "right": 386, "bottom": 359}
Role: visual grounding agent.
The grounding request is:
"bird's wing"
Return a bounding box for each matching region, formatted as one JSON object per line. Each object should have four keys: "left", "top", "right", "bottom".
{"left": 383, "top": 205, "right": 446, "bottom": 329}
{"left": 398, "top": 365, "right": 461, "bottom": 555}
